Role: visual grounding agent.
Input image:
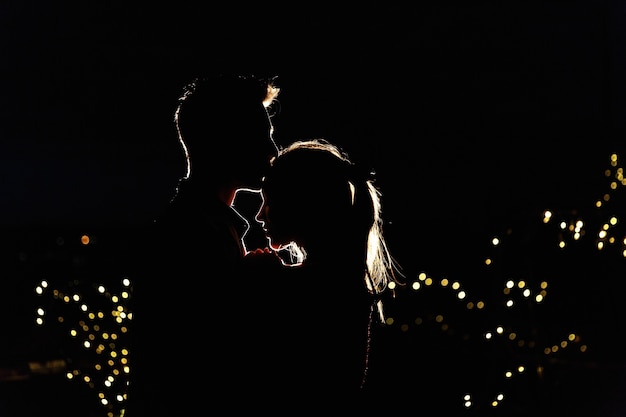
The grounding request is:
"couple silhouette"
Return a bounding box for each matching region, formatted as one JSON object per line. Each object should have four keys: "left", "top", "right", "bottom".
{"left": 125, "top": 73, "right": 403, "bottom": 415}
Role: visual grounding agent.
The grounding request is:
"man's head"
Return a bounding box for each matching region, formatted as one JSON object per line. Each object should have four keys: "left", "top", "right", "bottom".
{"left": 174, "top": 73, "right": 280, "bottom": 191}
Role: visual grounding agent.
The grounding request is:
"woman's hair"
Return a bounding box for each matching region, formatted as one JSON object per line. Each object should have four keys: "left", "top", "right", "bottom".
{"left": 263, "top": 138, "right": 404, "bottom": 298}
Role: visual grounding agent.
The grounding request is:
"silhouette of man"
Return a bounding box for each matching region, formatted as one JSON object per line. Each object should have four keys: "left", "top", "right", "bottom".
{"left": 125, "top": 73, "right": 280, "bottom": 416}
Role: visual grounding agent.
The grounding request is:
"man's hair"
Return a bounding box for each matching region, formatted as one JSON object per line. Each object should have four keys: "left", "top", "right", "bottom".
{"left": 174, "top": 73, "right": 280, "bottom": 179}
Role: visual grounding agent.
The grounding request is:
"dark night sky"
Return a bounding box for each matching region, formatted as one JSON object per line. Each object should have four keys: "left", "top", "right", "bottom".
{"left": 2, "top": 1, "right": 626, "bottom": 254}
{"left": 2, "top": 5, "right": 626, "bottom": 414}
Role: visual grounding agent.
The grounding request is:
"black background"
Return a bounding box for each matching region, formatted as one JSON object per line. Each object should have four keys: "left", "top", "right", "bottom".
{"left": 2, "top": 2, "right": 626, "bottom": 415}
{"left": 3, "top": 1, "right": 626, "bottom": 279}
{"left": 2, "top": 1, "right": 624, "bottom": 229}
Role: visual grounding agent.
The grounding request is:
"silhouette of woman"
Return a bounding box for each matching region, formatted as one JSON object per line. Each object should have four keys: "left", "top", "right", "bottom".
{"left": 246, "top": 138, "right": 403, "bottom": 405}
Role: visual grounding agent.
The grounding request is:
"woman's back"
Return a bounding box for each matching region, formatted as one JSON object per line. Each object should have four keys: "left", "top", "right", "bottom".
{"left": 239, "top": 256, "right": 380, "bottom": 408}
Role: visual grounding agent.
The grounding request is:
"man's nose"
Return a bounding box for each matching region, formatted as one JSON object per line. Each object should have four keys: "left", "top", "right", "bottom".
{"left": 254, "top": 206, "right": 266, "bottom": 225}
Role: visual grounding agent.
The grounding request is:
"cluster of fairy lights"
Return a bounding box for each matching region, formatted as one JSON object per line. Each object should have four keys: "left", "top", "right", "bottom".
{"left": 384, "top": 152, "right": 624, "bottom": 411}
{"left": 32, "top": 153, "right": 623, "bottom": 415}
{"left": 34, "top": 253, "right": 133, "bottom": 417}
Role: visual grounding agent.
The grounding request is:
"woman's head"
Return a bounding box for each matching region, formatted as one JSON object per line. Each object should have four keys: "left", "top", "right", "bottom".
{"left": 259, "top": 139, "right": 364, "bottom": 247}
{"left": 257, "top": 138, "right": 402, "bottom": 294}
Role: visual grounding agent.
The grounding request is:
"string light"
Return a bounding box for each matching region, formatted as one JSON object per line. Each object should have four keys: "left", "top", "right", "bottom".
{"left": 30, "top": 153, "right": 624, "bottom": 415}
{"left": 382, "top": 152, "right": 624, "bottom": 412}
